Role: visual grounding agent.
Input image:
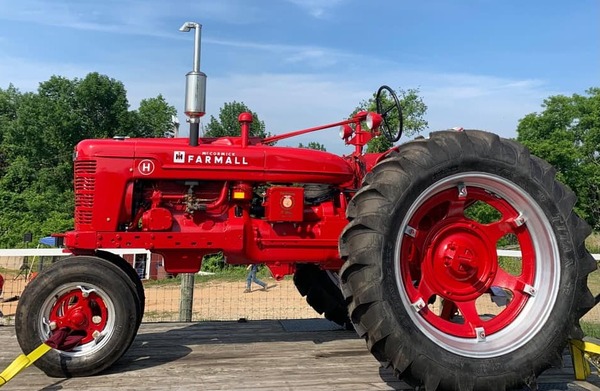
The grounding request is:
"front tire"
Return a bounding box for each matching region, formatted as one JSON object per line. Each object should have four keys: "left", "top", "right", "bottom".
{"left": 15, "top": 256, "right": 139, "bottom": 377}
{"left": 96, "top": 250, "right": 145, "bottom": 330}
{"left": 340, "top": 130, "right": 595, "bottom": 390}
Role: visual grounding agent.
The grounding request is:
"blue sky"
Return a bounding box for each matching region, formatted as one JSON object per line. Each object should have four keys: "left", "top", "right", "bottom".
{"left": 0, "top": 0, "right": 598, "bottom": 154}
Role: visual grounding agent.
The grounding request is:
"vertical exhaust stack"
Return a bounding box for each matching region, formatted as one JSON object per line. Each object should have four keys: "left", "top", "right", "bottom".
{"left": 179, "top": 22, "right": 207, "bottom": 147}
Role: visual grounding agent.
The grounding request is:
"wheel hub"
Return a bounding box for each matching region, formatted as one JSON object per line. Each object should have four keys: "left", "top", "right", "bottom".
{"left": 48, "top": 288, "right": 108, "bottom": 345}
{"left": 442, "top": 240, "right": 478, "bottom": 281}
{"left": 425, "top": 223, "right": 497, "bottom": 301}
{"left": 68, "top": 310, "right": 89, "bottom": 328}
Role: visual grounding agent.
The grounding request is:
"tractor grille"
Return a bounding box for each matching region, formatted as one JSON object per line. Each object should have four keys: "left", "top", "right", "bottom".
{"left": 74, "top": 160, "right": 96, "bottom": 226}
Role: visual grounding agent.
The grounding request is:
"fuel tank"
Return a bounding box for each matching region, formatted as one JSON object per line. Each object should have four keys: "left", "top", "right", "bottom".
{"left": 76, "top": 137, "right": 356, "bottom": 185}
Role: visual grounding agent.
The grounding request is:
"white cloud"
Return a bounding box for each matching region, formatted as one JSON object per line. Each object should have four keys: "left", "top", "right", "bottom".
{"left": 0, "top": 0, "right": 173, "bottom": 37}
{"left": 416, "top": 73, "right": 551, "bottom": 136}
{"left": 187, "top": 0, "right": 263, "bottom": 24}
{"left": 285, "top": 0, "right": 347, "bottom": 18}
{"left": 0, "top": 54, "right": 552, "bottom": 155}
{"left": 203, "top": 37, "right": 354, "bottom": 70}
{"left": 0, "top": 56, "right": 90, "bottom": 91}
{"left": 0, "top": 0, "right": 263, "bottom": 34}
{"left": 0, "top": 7, "right": 554, "bottom": 157}
{"left": 167, "top": 70, "right": 552, "bottom": 155}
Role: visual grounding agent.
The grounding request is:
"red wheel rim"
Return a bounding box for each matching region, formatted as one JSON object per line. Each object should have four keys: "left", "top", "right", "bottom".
{"left": 400, "top": 186, "right": 535, "bottom": 338}
{"left": 48, "top": 288, "right": 109, "bottom": 345}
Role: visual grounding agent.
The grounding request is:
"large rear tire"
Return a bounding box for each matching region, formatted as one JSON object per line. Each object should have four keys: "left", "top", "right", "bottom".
{"left": 15, "top": 256, "right": 140, "bottom": 377}
{"left": 339, "top": 130, "right": 596, "bottom": 390}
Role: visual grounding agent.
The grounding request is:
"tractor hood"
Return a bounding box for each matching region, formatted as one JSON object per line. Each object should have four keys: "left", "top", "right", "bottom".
{"left": 75, "top": 137, "right": 355, "bottom": 185}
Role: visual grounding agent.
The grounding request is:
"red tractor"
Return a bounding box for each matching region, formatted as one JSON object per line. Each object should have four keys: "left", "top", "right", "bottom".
{"left": 15, "top": 22, "right": 595, "bottom": 390}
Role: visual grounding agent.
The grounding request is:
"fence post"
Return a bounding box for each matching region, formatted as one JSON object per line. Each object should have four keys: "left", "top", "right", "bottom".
{"left": 179, "top": 273, "right": 195, "bottom": 322}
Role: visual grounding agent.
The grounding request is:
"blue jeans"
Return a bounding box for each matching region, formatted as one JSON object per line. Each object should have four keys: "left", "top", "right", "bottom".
{"left": 246, "top": 265, "right": 266, "bottom": 289}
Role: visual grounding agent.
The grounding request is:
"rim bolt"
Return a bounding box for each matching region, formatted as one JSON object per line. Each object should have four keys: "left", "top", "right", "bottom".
{"left": 92, "top": 316, "right": 102, "bottom": 324}
{"left": 49, "top": 321, "right": 57, "bottom": 331}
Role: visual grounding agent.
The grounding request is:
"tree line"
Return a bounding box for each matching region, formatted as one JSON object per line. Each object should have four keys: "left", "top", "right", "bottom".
{"left": 0, "top": 73, "right": 176, "bottom": 247}
{"left": 0, "top": 71, "right": 597, "bottom": 247}
{"left": 516, "top": 88, "right": 599, "bottom": 230}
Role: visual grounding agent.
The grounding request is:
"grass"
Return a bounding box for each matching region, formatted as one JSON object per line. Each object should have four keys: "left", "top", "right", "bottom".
{"left": 0, "top": 315, "right": 14, "bottom": 326}
{"left": 581, "top": 321, "right": 600, "bottom": 339}
{"left": 141, "top": 266, "right": 278, "bottom": 287}
{"left": 142, "top": 310, "right": 179, "bottom": 320}
{"left": 585, "top": 232, "right": 600, "bottom": 297}
{"left": 0, "top": 267, "right": 17, "bottom": 274}
{"left": 587, "top": 232, "right": 600, "bottom": 254}
{"left": 498, "top": 256, "right": 522, "bottom": 276}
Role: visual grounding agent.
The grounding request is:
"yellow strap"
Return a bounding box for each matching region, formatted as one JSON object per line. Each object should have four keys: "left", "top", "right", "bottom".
{"left": 0, "top": 344, "right": 52, "bottom": 387}
{"left": 25, "top": 343, "right": 52, "bottom": 367}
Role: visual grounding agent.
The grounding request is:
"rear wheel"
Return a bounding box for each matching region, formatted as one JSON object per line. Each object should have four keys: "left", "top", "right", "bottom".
{"left": 293, "top": 263, "right": 350, "bottom": 327}
{"left": 15, "top": 256, "right": 140, "bottom": 377}
{"left": 340, "top": 130, "right": 595, "bottom": 390}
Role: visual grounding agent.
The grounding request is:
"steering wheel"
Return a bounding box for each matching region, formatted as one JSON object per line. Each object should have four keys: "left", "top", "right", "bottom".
{"left": 375, "top": 85, "right": 404, "bottom": 142}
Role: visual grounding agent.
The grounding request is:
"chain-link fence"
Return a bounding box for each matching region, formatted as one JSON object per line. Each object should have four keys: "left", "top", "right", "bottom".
{"left": 2, "top": 252, "right": 600, "bottom": 327}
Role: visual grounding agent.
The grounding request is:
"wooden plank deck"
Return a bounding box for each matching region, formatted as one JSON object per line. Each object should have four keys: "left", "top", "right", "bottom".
{"left": 1, "top": 319, "right": 600, "bottom": 390}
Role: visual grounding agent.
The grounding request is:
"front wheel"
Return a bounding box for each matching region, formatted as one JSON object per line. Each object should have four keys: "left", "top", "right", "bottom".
{"left": 15, "top": 256, "right": 139, "bottom": 377}
{"left": 340, "top": 130, "right": 595, "bottom": 390}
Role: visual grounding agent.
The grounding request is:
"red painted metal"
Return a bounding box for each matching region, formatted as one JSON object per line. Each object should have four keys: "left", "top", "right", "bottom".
{"left": 264, "top": 187, "right": 304, "bottom": 222}
{"left": 238, "top": 112, "right": 252, "bottom": 147}
{"left": 64, "top": 111, "right": 385, "bottom": 276}
{"left": 262, "top": 117, "right": 359, "bottom": 144}
{"left": 141, "top": 207, "right": 173, "bottom": 231}
{"left": 399, "top": 186, "right": 535, "bottom": 338}
{"left": 48, "top": 289, "right": 109, "bottom": 345}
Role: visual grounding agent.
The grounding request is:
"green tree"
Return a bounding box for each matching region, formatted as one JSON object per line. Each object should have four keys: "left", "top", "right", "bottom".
{"left": 6, "top": 77, "right": 81, "bottom": 189}
{"left": 135, "top": 94, "right": 177, "bottom": 138}
{"left": 204, "top": 101, "right": 267, "bottom": 138}
{"left": 0, "top": 84, "right": 22, "bottom": 176}
{"left": 298, "top": 141, "right": 326, "bottom": 151}
{"left": 0, "top": 77, "right": 90, "bottom": 246}
{"left": 75, "top": 72, "right": 135, "bottom": 139}
{"left": 517, "top": 87, "right": 600, "bottom": 229}
{"left": 353, "top": 87, "right": 428, "bottom": 153}
{"left": 1, "top": 74, "right": 133, "bottom": 194}
{"left": 0, "top": 73, "right": 178, "bottom": 247}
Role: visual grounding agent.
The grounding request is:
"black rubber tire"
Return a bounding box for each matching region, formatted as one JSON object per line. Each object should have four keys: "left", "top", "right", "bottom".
{"left": 15, "top": 256, "right": 140, "bottom": 377}
{"left": 339, "top": 130, "right": 596, "bottom": 390}
{"left": 293, "top": 263, "right": 350, "bottom": 327}
{"left": 96, "top": 250, "right": 145, "bottom": 330}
